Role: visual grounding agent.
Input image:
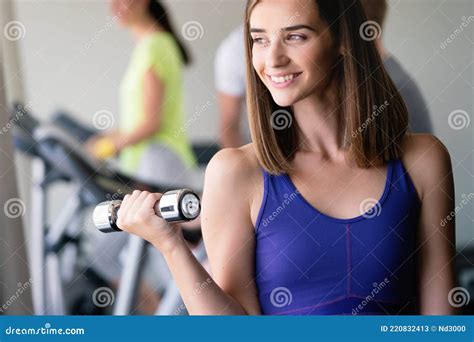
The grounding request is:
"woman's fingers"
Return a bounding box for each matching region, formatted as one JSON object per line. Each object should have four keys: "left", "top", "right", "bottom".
{"left": 113, "top": 190, "right": 183, "bottom": 252}
{"left": 143, "top": 192, "right": 162, "bottom": 211}
{"left": 119, "top": 194, "right": 131, "bottom": 217}
{"left": 117, "top": 191, "right": 164, "bottom": 231}
{"left": 126, "top": 191, "right": 146, "bottom": 222}
{"left": 133, "top": 191, "right": 153, "bottom": 223}
{"left": 117, "top": 191, "right": 143, "bottom": 229}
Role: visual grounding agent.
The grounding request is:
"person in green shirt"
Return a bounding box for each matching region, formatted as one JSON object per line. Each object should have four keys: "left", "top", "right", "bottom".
{"left": 87, "top": 0, "right": 196, "bottom": 184}
{"left": 86, "top": 0, "right": 197, "bottom": 314}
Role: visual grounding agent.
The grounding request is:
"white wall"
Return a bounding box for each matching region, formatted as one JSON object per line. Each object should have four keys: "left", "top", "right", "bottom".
{"left": 9, "top": 0, "right": 473, "bottom": 246}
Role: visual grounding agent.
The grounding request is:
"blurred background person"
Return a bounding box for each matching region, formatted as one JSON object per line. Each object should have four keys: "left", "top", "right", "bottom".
{"left": 360, "top": 0, "right": 433, "bottom": 134}
{"left": 214, "top": 25, "right": 249, "bottom": 148}
{"left": 86, "top": 0, "right": 196, "bottom": 184}
{"left": 85, "top": 0, "right": 198, "bottom": 314}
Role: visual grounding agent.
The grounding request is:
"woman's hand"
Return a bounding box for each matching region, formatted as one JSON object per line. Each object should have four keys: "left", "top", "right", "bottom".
{"left": 84, "top": 131, "right": 127, "bottom": 160}
{"left": 116, "top": 190, "right": 185, "bottom": 255}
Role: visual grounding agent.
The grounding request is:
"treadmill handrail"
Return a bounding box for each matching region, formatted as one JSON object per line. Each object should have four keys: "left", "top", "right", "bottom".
{"left": 34, "top": 124, "right": 202, "bottom": 196}
{"left": 34, "top": 124, "right": 106, "bottom": 175}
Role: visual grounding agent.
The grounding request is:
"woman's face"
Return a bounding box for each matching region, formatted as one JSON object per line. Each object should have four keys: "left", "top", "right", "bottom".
{"left": 249, "top": 0, "right": 338, "bottom": 107}
{"left": 111, "top": 0, "right": 148, "bottom": 26}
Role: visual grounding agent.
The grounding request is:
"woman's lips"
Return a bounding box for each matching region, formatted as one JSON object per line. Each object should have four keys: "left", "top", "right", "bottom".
{"left": 266, "top": 72, "right": 302, "bottom": 89}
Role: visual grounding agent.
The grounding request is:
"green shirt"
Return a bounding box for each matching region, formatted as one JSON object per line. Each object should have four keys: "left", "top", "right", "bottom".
{"left": 119, "top": 31, "right": 196, "bottom": 175}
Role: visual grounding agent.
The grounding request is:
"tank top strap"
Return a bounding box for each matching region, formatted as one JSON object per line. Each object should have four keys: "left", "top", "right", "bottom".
{"left": 255, "top": 167, "right": 296, "bottom": 231}
{"left": 389, "top": 158, "right": 418, "bottom": 194}
{"left": 255, "top": 167, "right": 269, "bottom": 230}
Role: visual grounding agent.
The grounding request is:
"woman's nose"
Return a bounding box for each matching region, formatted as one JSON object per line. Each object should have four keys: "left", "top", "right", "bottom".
{"left": 266, "top": 40, "right": 290, "bottom": 69}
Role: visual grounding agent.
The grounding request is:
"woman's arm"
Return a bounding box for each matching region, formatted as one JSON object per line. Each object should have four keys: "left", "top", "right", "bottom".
{"left": 116, "top": 148, "right": 262, "bottom": 315}
{"left": 85, "top": 68, "right": 164, "bottom": 158}
{"left": 218, "top": 92, "right": 245, "bottom": 148}
{"left": 402, "top": 134, "right": 458, "bottom": 315}
{"left": 114, "top": 68, "right": 164, "bottom": 150}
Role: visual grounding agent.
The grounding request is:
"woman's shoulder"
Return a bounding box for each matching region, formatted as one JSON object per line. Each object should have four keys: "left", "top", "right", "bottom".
{"left": 205, "top": 143, "right": 261, "bottom": 185}
{"left": 204, "top": 144, "right": 264, "bottom": 224}
{"left": 401, "top": 133, "right": 451, "bottom": 165}
{"left": 140, "top": 31, "right": 179, "bottom": 58}
{"left": 144, "top": 31, "right": 174, "bottom": 45}
{"left": 400, "top": 133, "right": 452, "bottom": 200}
{"left": 205, "top": 143, "right": 260, "bottom": 189}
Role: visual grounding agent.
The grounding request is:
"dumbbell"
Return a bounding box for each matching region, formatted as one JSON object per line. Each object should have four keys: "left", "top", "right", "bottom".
{"left": 93, "top": 189, "right": 201, "bottom": 233}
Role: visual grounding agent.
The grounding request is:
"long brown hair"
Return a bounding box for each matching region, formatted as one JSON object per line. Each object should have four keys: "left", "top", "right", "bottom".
{"left": 148, "top": 0, "right": 191, "bottom": 65}
{"left": 244, "top": 0, "right": 408, "bottom": 174}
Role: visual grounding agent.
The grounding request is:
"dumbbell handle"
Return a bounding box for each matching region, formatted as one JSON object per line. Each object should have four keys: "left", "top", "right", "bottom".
{"left": 93, "top": 189, "right": 201, "bottom": 233}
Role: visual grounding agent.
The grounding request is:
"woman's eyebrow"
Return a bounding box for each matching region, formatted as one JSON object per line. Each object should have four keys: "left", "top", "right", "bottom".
{"left": 250, "top": 25, "right": 316, "bottom": 33}
{"left": 282, "top": 25, "right": 316, "bottom": 32}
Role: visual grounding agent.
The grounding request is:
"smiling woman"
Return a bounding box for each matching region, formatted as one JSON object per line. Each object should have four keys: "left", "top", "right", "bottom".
{"left": 115, "top": 0, "right": 457, "bottom": 316}
{"left": 246, "top": 0, "right": 408, "bottom": 174}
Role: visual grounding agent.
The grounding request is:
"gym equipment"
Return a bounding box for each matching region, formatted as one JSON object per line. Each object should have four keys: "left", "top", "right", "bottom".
{"left": 93, "top": 189, "right": 201, "bottom": 233}
{"left": 11, "top": 103, "right": 207, "bottom": 315}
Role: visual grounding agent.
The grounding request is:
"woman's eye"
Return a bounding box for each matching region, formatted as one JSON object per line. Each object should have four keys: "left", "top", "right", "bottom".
{"left": 252, "top": 37, "right": 268, "bottom": 45}
{"left": 287, "top": 34, "right": 305, "bottom": 42}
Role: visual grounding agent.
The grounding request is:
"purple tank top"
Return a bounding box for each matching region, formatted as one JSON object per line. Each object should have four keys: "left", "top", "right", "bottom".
{"left": 254, "top": 159, "right": 420, "bottom": 315}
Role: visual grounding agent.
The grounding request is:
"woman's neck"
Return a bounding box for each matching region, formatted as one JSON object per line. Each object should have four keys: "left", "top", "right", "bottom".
{"left": 131, "top": 17, "right": 162, "bottom": 41}
{"left": 292, "top": 76, "right": 342, "bottom": 158}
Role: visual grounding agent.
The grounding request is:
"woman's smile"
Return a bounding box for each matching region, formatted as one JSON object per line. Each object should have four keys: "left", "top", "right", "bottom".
{"left": 266, "top": 72, "right": 302, "bottom": 88}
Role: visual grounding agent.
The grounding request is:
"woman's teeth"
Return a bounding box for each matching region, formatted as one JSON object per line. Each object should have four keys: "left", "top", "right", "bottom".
{"left": 270, "top": 73, "right": 299, "bottom": 84}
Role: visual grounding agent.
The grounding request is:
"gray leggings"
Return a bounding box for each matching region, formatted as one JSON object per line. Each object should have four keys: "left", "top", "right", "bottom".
{"left": 134, "top": 142, "right": 193, "bottom": 187}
